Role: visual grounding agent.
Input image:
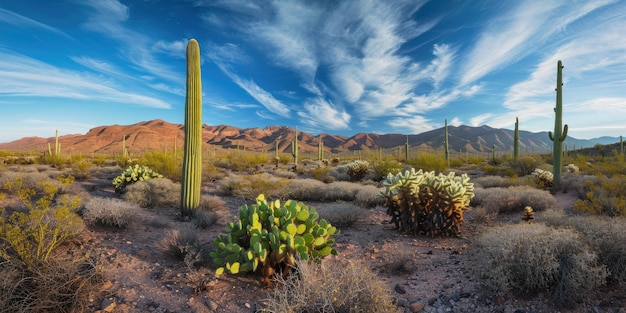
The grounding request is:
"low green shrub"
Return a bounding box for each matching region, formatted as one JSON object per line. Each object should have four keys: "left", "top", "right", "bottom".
{"left": 508, "top": 156, "right": 541, "bottom": 176}
{"left": 572, "top": 175, "right": 626, "bottom": 216}
{"left": 217, "top": 173, "right": 289, "bottom": 200}
{"left": 473, "top": 175, "right": 515, "bottom": 188}
{"left": 474, "top": 223, "right": 607, "bottom": 307}
{"left": 112, "top": 164, "right": 163, "bottom": 193}
{"left": 0, "top": 182, "right": 83, "bottom": 269}
{"left": 137, "top": 151, "right": 181, "bottom": 182}
{"left": 83, "top": 197, "right": 138, "bottom": 228}
{"left": 210, "top": 195, "right": 339, "bottom": 286}
{"left": 354, "top": 184, "right": 385, "bottom": 208}
{"left": 405, "top": 153, "right": 448, "bottom": 172}
{"left": 314, "top": 202, "right": 361, "bottom": 228}
{"left": 267, "top": 259, "right": 396, "bottom": 313}
{"left": 371, "top": 159, "right": 403, "bottom": 182}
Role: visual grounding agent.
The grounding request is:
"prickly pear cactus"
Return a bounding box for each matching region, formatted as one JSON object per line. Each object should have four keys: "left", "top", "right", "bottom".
{"left": 380, "top": 168, "right": 474, "bottom": 237}
{"left": 210, "top": 194, "right": 339, "bottom": 286}
{"left": 112, "top": 164, "right": 163, "bottom": 193}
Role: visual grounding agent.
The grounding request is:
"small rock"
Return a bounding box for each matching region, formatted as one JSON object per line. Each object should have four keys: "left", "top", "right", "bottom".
{"left": 395, "top": 284, "right": 407, "bottom": 294}
{"left": 409, "top": 302, "right": 425, "bottom": 312}
{"left": 427, "top": 298, "right": 437, "bottom": 306}
{"left": 244, "top": 302, "right": 251, "bottom": 308}
{"left": 126, "top": 241, "right": 132, "bottom": 245}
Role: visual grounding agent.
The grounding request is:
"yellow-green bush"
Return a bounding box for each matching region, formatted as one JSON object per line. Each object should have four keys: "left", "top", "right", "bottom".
{"left": 217, "top": 173, "right": 289, "bottom": 200}
{"left": 405, "top": 153, "right": 448, "bottom": 172}
{"left": 573, "top": 175, "right": 626, "bottom": 216}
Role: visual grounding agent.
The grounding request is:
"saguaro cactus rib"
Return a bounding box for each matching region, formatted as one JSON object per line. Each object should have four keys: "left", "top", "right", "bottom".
{"left": 181, "top": 39, "right": 203, "bottom": 217}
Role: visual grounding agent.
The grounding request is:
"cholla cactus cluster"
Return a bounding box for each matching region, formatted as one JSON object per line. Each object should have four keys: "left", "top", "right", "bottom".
{"left": 344, "top": 160, "right": 369, "bottom": 181}
{"left": 211, "top": 195, "right": 339, "bottom": 286}
{"left": 532, "top": 168, "right": 554, "bottom": 189}
{"left": 380, "top": 168, "right": 474, "bottom": 237}
{"left": 112, "top": 164, "right": 163, "bottom": 193}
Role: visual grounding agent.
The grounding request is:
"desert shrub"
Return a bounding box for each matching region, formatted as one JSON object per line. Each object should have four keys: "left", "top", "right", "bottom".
{"left": 284, "top": 178, "right": 327, "bottom": 201}
{"left": 475, "top": 186, "right": 557, "bottom": 214}
{"left": 473, "top": 175, "right": 515, "bottom": 188}
{"left": 70, "top": 159, "right": 92, "bottom": 179}
{"left": 508, "top": 156, "right": 541, "bottom": 176}
{"left": 203, "top": 163, "right": 224, "bottom": 182}
{"left": 215, "top": 152, "right": 269, "bottom": 173}
{"left": 83, "top": 197, "right": 137, "bottom": 228}
{"left": 161, "top": 224, "right": 200, "bottom": 260}
{"left": 267, "top": 259, "right": 396, "bottom": 313}
{"left": 322, "top": 181, "right": 362, "bottom": 201}
{"left": 0, "top": 258, "right": 102, "bottom": 313}
{"left": 122, "top": 178, "right": 180, "bottom": 208}
{"left": 192, "top": 210, "right": 219, "bottom": 229}
{"left": 542, "top": 210, "right": 626, "bottom": 286}
{"left": 572, "top": 175, "right": 626, "bottom": 216}
{"left": 136, "top": 151, "right": 181, "bottom": 182}
{"left": 380, "top": 169, "right": 474, "bottom": 237}
{"left": 217, "top": 173, "right": 289, "bottom": 200}
{"left": 211, "top": 195, "right": 339, "bottom": 286}
{"left": 406, "top": 153, "right": 449, "bottom": 172}
{"left": 309, "top": 167, "right": 330, "bottom": 181}
{"left": 0, "top": 181, "right": 83, "bottom": 269}
{"left": 371, "top": 159, "right": 403, "bottom": 182}
{"left": 560, "top": 173, "right": 599, "bottom": 195}
{"left": 315, "top": 202, "right": 361, "bottom": 227}
{"left": 200, "top": 194, "right": 227, "bottom": 212}
{"left": 474, "top": 223, "right": 608, "bottom": 307}
{"left": 0, "top": 171, "right": 61, "bottom": 195}
{"left": 354, "top": 184, "right": 385, "bottom": 208}
{"left": 112, "top": 164, "right": 163, "bottom": 193}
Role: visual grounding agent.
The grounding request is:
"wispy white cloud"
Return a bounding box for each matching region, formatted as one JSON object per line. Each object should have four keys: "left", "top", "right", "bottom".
{"left": 387, "top": 115, "right": 435, "bottom": 134}
{"left": 0, "top": 8, "right": 73, "bottom": 39}
{"left": 469, "top": 113, "right": 492, "bottom": 126}
{"left": 0, "top": 50, "right": 171, "bottom": 109}
{"left": 297, "top": 98, "right": 350, "bottom": 130}
{"left": 459, "top": 0, "right": 616, "bottom": 86}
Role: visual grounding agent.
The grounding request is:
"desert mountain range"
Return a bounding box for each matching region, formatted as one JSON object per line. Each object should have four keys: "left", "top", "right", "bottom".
{"left": 0, "top": 119, "right": 618, "bottom": 156}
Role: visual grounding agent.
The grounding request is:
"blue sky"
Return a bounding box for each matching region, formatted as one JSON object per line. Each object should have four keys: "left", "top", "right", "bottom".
{"left": 1, "top": 0, "right": 625, "bottom": 143}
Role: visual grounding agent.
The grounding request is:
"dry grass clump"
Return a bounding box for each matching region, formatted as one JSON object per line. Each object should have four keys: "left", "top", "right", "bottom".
{"left": 473, "top": 175, "right": 515, "bottom": 188}
{"left": 323, "top": 181, "right": 362, "bottom": 201}
{"left": 473, "top": 186, "right": 557, "bottom": 214}
{"left": 314, "top": 202, "right": 362, "bottom": 228}
{"left": 83, "top": 197, "right": 138, "bottom": 228}
{"left": 0, "top": 258, "right": 103, "bottom": 313}
{"left": 284, "top": 178, "right": 326, "bottom": 200}
{"left": 217, "top": 173, "right": 289, "bottom": 200}
{"left": 267, "top": 259, "right": 397, "bottom": 313}
{"left": 0, "top": 171, "right": 62, "bottom": 195}
{"left": 474, "top": 223, "right": 607, "bottom": 308}
{"left": 122, "top": 178, "right": 180, "bottom": 208}
{"left": 542, "top": 210, "right": 626, "bottom": 286}
{"left": 161, "top": 225, "right": 205, "bottom": 268}
{"left": 354, "top": 184, "right": 384, "bottom": 208}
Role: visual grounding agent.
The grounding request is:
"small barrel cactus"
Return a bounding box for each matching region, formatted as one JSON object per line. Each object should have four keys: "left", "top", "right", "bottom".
{"left": 210, "top": 194, "right": 339, "bottom": 286}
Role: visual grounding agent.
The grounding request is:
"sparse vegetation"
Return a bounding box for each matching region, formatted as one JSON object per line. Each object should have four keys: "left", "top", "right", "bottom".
{"left": 122, "top": 177, "right": 180, "bottom": 208}
{"left": 472, "top": 185, "right": 557, "bottom": 214}
{"left": 474, "top": 223, "right": 607, "bottom": 308}
{"left": 83, "top": 196, "right": 138, "bottom": 228}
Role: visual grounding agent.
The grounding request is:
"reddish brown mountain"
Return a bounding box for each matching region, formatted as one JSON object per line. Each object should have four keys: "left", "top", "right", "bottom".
{"left": 0, "top": 119, "right": 613, "bottom": 156}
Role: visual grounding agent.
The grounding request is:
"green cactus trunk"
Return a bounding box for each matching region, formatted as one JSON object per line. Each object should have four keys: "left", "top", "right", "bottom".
{"left": 444, "top": 119, "right": 449, "bottom": 161}
{"left": 513, "top": 117, "right": 519, "bottom": 160}
{"left": 291, "top": 127, "right": 298, "bottom": 164}
{"left": 181, "top": 39, "right": 203, "bottom": 218}
{"left": 318, "top": 139, "right": 324, "bottom": 161}
{"left": 404, "top": 135, "right": 410, "bottom": 160}
{"left": 548, "top": 60, "right": 568, "bottom": 188}
{"left": 492, "top": 144, "right": 497, "bottom": 164}
{"left": 621, "top": 135, "right": 624, "bottom": 156}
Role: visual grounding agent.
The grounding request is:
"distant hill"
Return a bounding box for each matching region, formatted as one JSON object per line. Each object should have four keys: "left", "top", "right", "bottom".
{"left": 0, "top": 119, "right": 618, "bottom": 156}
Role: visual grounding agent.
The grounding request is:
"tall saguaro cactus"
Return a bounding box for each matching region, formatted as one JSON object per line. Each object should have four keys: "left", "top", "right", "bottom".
{"left": 181, "top": 39, "right": 203, "bottom": 218}
{"left": 404, "top": 135, "right": 410, "bottom": 160}
{"left": 513, "top": 117, "right": 520, "bottom": 160}
{"left": 291, "top": 127, "right": 299, "bottom": 164}
{"left": 318, "top": 138, "right": 324, "bottom": 161}
{"left": 548, "top": 60, "right": 568, "bottom": 188}
{"left": 444, "top": 119, "right": 449, "bottom": 161}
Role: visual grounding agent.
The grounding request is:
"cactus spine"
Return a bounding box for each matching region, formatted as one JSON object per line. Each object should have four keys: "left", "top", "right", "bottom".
{"left": 291, "top": 127, "right": 298, "bottom": 164}
{"left": 513, "top": 117, "right": 519, "bottom": 160}
{"left": 444, "top": 119, "right": 449, "bottom": 161}
{"left": 548, "top": 60, "right": 568, "bottom": 188}
{"left": 181, "top": 39, "right": 203, "bottom": 218}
